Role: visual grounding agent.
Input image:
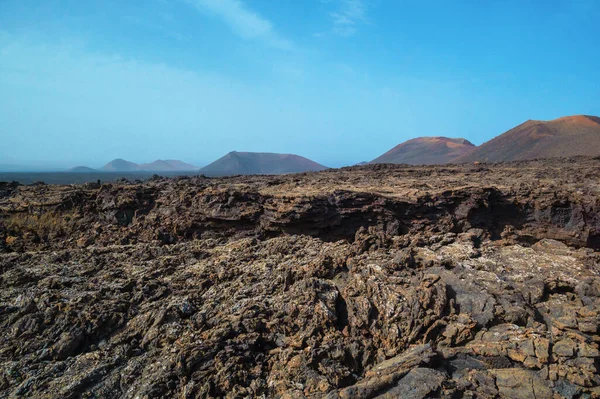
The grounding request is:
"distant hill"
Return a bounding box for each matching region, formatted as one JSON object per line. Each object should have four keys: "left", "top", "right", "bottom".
{"left": 101, "top": 159, "right": 140, "bottom": 172}
{"left": 371, "top": 137, "right": 476, "bottom": 165}
{"left": 454, "top": 115, "right": 600, "bottom": 163}
{"left": 101, "top": 159, "right": 198, "bottom": 172}
{"left": 69, "top": 166, "right": 97, "bottom": 173}
{"left": 200, "top": 151, "right": 328, "bottom": 176}
{"left": 139, "top": 160, "right": 198, "bottom": 171}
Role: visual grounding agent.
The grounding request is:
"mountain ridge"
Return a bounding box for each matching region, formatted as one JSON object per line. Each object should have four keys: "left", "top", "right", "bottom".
{"left": 454, "top": 114, "right": 600, "bottom": 163}
{"left": 99, "top": 159, "right": 198, "bottom": 172}
{"left": 371, "top": 136, "right": 476, "bottom": 165}
{"left": 138, "top": 160, "right": 198, "bottom": 171}
{"left": 200, "top": 151, "right": 328, "bottom": 176}
{"left": 69, "top": 166, "right": 98, "bottom": 173}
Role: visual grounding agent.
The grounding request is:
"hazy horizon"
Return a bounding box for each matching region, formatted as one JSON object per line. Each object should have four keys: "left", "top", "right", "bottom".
{"left": 1, "top": 0, "right": 599, "bottom": 169}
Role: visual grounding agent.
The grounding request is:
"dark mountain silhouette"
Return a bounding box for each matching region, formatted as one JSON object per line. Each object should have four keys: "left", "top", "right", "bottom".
{"left": 371, "top": 137, "right": 475, "bottom": 165}
{"left": 200, "top": 151, "right": 328, "bottom": 176}
{"left": 69, "top": 166, "right": 97, "bottom": 173}
{"left": 101, "top": 159, "right": 140, "bottom": 172}
{"left": 139, "top": 160, "right": 198, "bottom": 171}
{"left": 100, "top": 159, "right": 198, "bottom": 172}
{"left": 454, "top": 115, "right": 600, "bottom": 163}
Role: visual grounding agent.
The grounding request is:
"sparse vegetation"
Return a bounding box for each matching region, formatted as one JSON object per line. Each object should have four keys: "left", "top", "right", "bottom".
{"left": 3, "top": 211, "right": 72, "bottom": 236}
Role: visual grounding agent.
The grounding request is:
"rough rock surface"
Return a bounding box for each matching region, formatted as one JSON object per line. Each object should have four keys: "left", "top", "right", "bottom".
{"left": 1, "top": 158, "right": 599, "bottom": 398}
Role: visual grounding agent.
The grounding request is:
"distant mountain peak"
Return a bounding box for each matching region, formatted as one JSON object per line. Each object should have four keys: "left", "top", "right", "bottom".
{"left": 454, "top": 114, "right": 600, "bottom": 163}
{"left": 371, "top": 136, "right": 475, "bottom": 165}
{"left": 200, "top": 151, "right": 327, "bottom": 176}
{"left": 101, "top": 159, "right": 140, "bottom": 172}
{"left": 100, "top": 159, "right": 198, "bottom": 172}
{"left": 139, "top": 160, "right": 198, "bottom": 171}
{"left": 69, "top": 166, "right": 97, "bottom": 173}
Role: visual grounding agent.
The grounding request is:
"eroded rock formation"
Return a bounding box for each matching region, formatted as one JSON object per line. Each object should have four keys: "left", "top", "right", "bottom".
{"left": 1, "top": 158, "right": 599, "bottom": 398}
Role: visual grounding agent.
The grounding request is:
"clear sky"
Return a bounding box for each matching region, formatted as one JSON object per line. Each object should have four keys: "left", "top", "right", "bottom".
{"left": 1, "top": 0, "right": 599, "bottom": 169}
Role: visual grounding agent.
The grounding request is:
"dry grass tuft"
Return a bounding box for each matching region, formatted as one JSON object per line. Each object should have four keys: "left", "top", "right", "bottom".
{"left": 4, "top": 212, "right": 72, "bottom": 236}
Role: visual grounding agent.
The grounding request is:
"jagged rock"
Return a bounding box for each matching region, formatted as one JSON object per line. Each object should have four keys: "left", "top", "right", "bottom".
{"left": 327, "top": 344, "right": 435, "bottom": 399}
{"left": 1, "top": 158, "right": 600, "bottom": 397}
{"left": 493, "top": 368, "right": 552, "bottom": 399}
{"left": 377, "top": 367, "right": 446, "bottom": 398}
{"left": 553, "top": 338, "right": 576, "bottom": 358}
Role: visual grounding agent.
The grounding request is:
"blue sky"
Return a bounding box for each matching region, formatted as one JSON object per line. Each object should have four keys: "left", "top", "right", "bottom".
{"left": 1, "top": 0, "right": 599, "bottom": 168}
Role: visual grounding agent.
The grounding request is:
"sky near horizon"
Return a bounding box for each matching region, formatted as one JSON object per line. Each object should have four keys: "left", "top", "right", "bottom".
{"left": 1, "top": 0, "right": 599, "bottom": 169}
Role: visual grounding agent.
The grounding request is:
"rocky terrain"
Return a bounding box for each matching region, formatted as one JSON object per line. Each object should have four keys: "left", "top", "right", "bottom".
{"left": 1, "top": 157, "right": 599, "bottom": 398}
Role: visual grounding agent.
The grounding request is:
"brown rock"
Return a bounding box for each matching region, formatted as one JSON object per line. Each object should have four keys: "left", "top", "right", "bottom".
{"left": 493, "top": 368, "right": 553, "bottom": 399}
{"left": 553, "top": 339, "right": 576, "bottom": 358}
{"left": 2, "top": 158, "right": 600, "bottom": 398}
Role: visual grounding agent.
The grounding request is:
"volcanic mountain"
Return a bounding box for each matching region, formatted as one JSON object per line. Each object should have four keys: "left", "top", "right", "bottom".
{"left": 68, "top": 166, "right": 97, "bottom": 173}
{"left": 200, "top": 151, "right": 328, "bottom": 176}
{"left": 371, "top": 137, "right": 476, "bottom": 165}
{"left": 101, "top": 159, "right": 198, "bottom": 172}
{"left": 139, "top": 160, "right": 198, "bottom": 171}
{"left": 454, "top": 115, "right": 600, "bottom": 163}
{"left": 101, "top": 159, "right": 141, "bottom": 172}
